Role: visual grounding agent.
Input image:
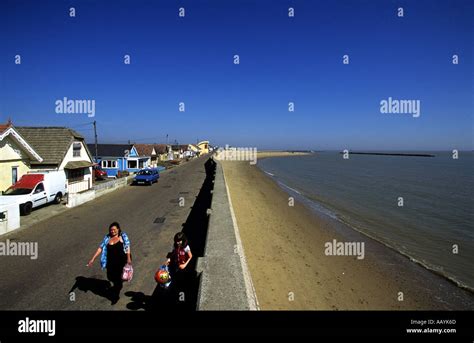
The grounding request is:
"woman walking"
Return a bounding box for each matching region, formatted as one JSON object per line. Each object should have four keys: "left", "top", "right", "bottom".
{"left": 87, "top": 222, "right": 132, "bottom": 304}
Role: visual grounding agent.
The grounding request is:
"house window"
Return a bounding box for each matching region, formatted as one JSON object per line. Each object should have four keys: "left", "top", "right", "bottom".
{"left": 73, "top": 143, "right": 82, "bottom": 157}
{"left": 68, "top": 169, "right": 85, "bottom": 183}
{"left": 101, "top": 160, "right": 117, "bottom": 169}
{"left": 127, "top": 160, "right": 138, "bottom": 169}
{"left": 11, "top": 167, "right": 18, "bottom": 185}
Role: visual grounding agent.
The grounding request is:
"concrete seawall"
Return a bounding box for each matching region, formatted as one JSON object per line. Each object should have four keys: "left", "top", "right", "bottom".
{"left": 196, "top": 159, "right": 259, "bottom": 310}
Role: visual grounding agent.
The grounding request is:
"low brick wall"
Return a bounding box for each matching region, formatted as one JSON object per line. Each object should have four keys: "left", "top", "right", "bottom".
{"left": 66, "top": 189, "right": 96, "bottom": 208}
{"left": 94, "top": 176, "right": 131, "bottom": 198}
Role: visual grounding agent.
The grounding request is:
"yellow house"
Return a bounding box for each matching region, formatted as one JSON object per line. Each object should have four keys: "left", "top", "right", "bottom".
{"left": 196, "top": 141, "right": 210, "bottom": 155}
{"left": 0, "top": 124, "right": 43, "bottom": 192}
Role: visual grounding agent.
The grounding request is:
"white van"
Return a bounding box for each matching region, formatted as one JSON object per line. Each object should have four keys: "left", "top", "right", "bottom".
{"left": 0, "top": 171, "right": 67, "bottom": 215}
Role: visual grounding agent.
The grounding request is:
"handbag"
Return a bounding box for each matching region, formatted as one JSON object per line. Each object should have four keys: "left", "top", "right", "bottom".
{"left": 122, "top": 263, "right": 133, "bottom": 282}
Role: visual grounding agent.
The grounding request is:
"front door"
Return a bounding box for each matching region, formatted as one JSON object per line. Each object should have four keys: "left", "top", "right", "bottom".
{"left": 32, "top": 182, "right": 48, "bottom": 207}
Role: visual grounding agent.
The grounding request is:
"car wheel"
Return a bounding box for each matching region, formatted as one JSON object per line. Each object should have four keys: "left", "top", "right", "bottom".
{"left": 54, "top": 193, "right": 62, "bottom": 204}
{"left": 21, "top": 202, "right": 32, "bottom": 216}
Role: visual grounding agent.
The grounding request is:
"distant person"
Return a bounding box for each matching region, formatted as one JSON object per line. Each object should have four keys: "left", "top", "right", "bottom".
{"left": 87, "top": 222, "right": 132, "bottom": 304}
{"left": 164, "top": 232, "right": 192, "bottom": 283}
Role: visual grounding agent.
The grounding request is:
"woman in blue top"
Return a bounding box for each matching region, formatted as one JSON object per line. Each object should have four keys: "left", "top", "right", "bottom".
{"left": 87, "top": 222, "right": 131, "bottom": 304}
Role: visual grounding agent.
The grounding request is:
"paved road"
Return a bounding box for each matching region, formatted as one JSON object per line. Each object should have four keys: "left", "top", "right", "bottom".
{"left": 0, "top": 156, "right": 213, "bottom": 310}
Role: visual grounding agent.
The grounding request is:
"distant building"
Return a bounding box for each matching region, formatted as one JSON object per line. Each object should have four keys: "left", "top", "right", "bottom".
{"left": 154, "top": 144, "right": 171, "bottom": 162}
{"left": 88, "top": 144, "right": 150, "bottom": 177}
{"left": 134, "top": 144, "right": 156, "bottom": 167}
{"left": 188, "top": 144, "right": 200, "bottom": 155}
{"left": 171, "top": 144, "right": 191, "bottom": 160}
{"left": 197, "top": 141, "right": 210, "bottom": 155}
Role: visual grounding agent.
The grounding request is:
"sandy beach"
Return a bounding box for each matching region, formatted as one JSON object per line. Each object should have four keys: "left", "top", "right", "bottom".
{"left": 257, "top": 151, "right": 312, "bottom": 159}
{"left": 220, "top": 158, "right": 474, "bottom": 310}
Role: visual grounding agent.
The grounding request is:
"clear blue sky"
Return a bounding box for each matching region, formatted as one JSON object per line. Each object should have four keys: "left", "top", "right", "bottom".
{"left": 1, "top": 0, "right": 472, "bottom": 150}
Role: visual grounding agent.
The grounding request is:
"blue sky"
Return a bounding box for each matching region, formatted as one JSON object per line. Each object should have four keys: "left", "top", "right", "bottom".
{"left": 0, "top": 0, "right": 472, "bottom": 150}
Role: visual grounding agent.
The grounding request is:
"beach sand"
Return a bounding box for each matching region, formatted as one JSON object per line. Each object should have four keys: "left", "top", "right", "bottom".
{"left": 220, "top": 159, "right": 473, "bottom": 310}
{"left": 257, "top": 151, "right": 311, "bottom": 159}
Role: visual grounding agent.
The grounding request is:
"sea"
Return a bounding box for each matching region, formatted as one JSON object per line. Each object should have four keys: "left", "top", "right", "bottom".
{"left": 258, "top": 151, "right": 474, "bottom": 292}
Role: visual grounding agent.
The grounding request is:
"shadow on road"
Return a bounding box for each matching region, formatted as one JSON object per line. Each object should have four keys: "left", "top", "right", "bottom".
{"left": 125, "top": 157, "right": 216, "bottom": 311}
{"left": 125, "top": 271, "right": 201, "bottom": 311}
{"left": 181, "top": 157, "right": 216, "bottom": 263}
{"left": 69, "top": 276, "right": 112, "bottom": 302}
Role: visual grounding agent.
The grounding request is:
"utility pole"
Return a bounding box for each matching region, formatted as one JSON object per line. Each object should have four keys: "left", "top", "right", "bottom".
{"left": 93, "top": 120, "right": 98, "bottom": 159}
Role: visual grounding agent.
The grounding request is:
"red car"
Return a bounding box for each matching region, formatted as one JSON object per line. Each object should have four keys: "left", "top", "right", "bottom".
{"left": 93, "top": 164, "right": 107, "bottom": 180}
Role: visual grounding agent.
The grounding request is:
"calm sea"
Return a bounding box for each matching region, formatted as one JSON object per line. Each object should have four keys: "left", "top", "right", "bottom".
{"left": 258, "top": 151, "right": 474, "bottom": 291}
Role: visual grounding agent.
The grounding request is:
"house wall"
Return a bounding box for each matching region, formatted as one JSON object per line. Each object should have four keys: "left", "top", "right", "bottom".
{"left": 150, "top": 156, "right": 158, "bottom": 167}
{"left": 59, "top": 141, "right": 93, "bottom": 190}
{"left": 59, "top": 141, "right": 93, "bottom": 169}
{"left": 118, "top": 158, "right": 126, "bottom": 173}
{"left": 97, "top": 157, "right": 121, "bottom": 177}
{"left": 97, "top": 153, "right": 151, "bottom": 177}
{"left": 0, "top": 137, "right": 32, "bottom": 191}
{"left": 197, "top": 142, "right": 209, "bottom": 154}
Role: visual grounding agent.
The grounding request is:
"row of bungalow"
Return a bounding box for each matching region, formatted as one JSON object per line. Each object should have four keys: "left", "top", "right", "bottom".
{"left": 88, "top": 142, "right": 209, "bottom": 178}
{"left": 0, "top": 120, "right": 210, "bottom": 193}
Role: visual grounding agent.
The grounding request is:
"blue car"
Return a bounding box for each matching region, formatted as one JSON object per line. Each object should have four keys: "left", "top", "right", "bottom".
{"left": 133, "top": 168, "right": 160, "bottom": 185}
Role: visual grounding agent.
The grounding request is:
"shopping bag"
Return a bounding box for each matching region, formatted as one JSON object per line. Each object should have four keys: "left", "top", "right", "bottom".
{"left": 122, "top": 263, "right": 133, "bottom": 282}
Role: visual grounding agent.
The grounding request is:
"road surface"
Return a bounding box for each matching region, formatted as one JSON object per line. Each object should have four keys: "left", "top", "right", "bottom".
{"left": 0, "top": 156, "right": 215, "bottom": 310}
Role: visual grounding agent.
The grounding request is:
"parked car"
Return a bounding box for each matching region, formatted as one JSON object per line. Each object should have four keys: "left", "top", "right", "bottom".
{"left": 133, "top": 168, "right": 159, "bottom": 185}
{"left": 93, "top": 164, "right": 107, "bottom": 180}
{"left": 0, "top": 171, "right": 67, "bottom": 215}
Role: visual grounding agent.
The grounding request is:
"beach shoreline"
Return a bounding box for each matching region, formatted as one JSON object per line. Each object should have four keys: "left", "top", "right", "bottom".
{"left": 257, "top": 151, "right": 313, "bottom": 160}
{"left": 220, "top": 157, "right": 474, "bottom": 310}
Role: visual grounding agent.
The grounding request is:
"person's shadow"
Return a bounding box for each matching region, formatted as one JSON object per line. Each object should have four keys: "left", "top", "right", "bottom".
{"left": 125, "top": 270, "right": 200, "bottom": 311}
{"left": 69, "top": 276, "right": 114, "bottom": 303}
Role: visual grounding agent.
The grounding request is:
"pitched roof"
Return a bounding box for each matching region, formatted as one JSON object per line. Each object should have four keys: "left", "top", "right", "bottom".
{"left": 0, "top": 120, "right": 13, "bottom": 133}
{"left": 154, "top": 144, "right": 168, "bottom": 154}
{"left": 134, "top": 144, "right": 156, "bottom": 156}
{"left": 0, "top": 126, "right": 43, "bottom": 162}
{"left": 16, "top": 127, "right": 88, "bottom": 165}
{"left": 87, "top": 144, "right": 133, "bottom": 157}
{"left": 0, "top": 124, "right": 10, "bottom": 134}
{"left": 171, "top": 144, "right": 189, "bottom": 151}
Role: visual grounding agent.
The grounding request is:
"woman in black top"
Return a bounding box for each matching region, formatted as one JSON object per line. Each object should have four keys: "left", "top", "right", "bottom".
{"left": 106, "top": 238, "right": 127, "bottom": 303}
{"left": 88, "top": 222, "right": 131, "bottom": 305}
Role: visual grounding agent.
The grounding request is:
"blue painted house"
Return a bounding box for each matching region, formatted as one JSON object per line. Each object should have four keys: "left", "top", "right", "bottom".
{"left": 87, "top": 144, "right": 150, "bottom": 178}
